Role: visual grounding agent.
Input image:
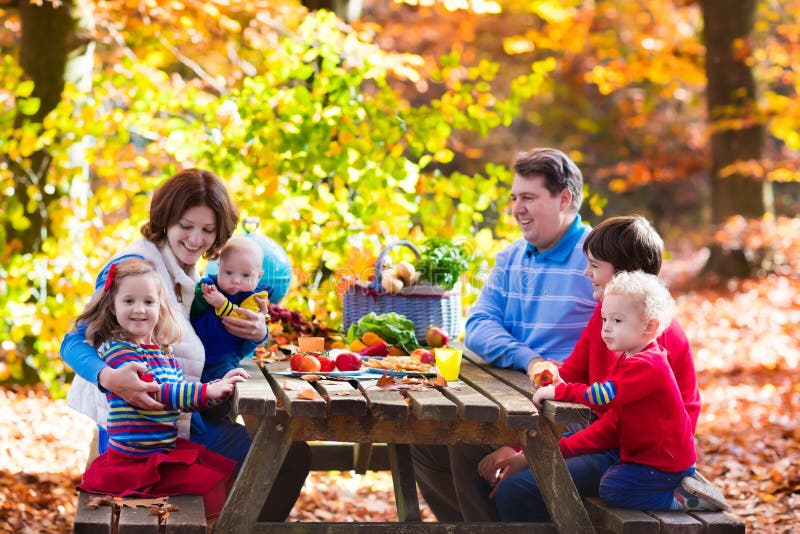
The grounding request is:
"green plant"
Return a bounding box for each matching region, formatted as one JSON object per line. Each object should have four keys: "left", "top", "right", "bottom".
{"left": 414, "top": 238, "right": 470, "bottom": 291}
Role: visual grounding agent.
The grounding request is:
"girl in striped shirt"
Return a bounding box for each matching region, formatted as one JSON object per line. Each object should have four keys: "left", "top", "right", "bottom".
{"left": 75, "top": 258, "right": 248, "bottom": 521}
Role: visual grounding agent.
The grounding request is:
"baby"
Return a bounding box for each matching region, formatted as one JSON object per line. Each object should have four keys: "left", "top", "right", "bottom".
{"left": 191, "top": 235, "right": 269, "bottom": 384}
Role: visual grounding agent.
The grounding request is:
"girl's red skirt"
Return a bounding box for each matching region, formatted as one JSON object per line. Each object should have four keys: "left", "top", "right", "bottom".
{"left": 78, "top": 438, "right": 235, "bottom": 519}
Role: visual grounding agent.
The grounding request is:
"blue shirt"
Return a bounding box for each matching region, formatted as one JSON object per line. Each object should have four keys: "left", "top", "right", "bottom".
{"left": 465, "top": 215, "right": 597, "bottom": 370}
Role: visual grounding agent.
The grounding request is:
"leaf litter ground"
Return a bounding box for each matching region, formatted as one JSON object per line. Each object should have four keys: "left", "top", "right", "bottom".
{"left": 2, "top": 271, "right": 799, "bottom": 532}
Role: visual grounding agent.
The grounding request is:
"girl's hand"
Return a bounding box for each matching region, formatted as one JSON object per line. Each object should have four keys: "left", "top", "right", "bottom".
{"left": 477, "top": 446, "right": 519, "bottom": 484}
{"left": 532, "top": 384, "right": 556, "bottom": 410}
{"left": 99, "top": 363, "right": 163, "bottom": 410}
{"left": 222, "top": 367, "right": 250, "bottom": 381}
{"left": 206, "top": 374, "right": 247, "bottom": 401}
{"left": 488, "top": 453, "right": 529, "bottom": 498}
{"left": 221, "top": 296, "right": 268, "bottom": 342}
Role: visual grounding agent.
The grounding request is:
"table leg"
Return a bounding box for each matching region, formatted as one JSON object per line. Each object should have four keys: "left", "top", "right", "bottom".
{"left": 353, "top": 442, "right": 373, "bottom": 474}
{"left": 519, "top": 421, "right": 595, "bottom": 534}
{"left": 214, "top": 415, "right": 294, "bottom": 533}
{"left": 387, "top": 443, "right": 421, "bottom": 522}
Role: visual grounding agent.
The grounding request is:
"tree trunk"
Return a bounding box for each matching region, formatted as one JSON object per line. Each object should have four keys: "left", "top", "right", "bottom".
{"left": 701, "top": 0, "right": 772, "bottom": 277}
{"left": 11, "top": 0, "right": 94, "bottom": 252}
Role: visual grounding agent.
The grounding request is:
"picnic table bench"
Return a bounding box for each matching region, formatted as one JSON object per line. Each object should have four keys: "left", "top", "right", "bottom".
{"left": 74, "top": 341, "right": 744, "bottom": 533}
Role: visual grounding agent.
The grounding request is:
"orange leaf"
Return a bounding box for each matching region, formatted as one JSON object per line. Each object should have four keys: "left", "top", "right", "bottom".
{"left": 296, "top": 389, "right": 318, "bottom": 400}
{"left": 377, "top": 373, "right": 397, "bottom": 387}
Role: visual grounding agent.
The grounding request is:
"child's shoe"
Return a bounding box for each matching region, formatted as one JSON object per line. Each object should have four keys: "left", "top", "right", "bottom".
{"left": 676, "top": 474, "right": 729, "bottom": 511}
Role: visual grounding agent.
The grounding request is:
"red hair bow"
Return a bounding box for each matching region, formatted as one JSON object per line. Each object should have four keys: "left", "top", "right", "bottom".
{"left": 103, "top": 263, "right": 117, "bottom": 292}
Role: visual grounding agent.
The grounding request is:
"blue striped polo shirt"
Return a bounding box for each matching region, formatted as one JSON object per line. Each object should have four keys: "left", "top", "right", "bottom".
{"left": 465, "top": 215, "right": 597, "bottom": 371}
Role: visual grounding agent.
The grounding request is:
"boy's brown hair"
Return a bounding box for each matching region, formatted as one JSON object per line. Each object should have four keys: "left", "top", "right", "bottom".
{"left": 583, "top": 215, "right": 663, "bottom": 275}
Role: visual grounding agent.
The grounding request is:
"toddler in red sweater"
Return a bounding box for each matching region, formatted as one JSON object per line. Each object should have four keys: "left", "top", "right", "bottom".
{"left": 534, "top": 270, "right": 727, "bottom": 511}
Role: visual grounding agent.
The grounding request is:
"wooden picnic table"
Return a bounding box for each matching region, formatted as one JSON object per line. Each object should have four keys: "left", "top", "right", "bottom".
{"left": 213, "top": 341, "right": 595, "bottom": 533}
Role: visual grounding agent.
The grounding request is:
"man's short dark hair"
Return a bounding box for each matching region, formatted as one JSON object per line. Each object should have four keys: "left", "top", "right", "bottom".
{"left": 513, "top": 148, "right": 583, "bottom": 212}
{"left": 583, "top": 215, "right": 664, "bottom": 275}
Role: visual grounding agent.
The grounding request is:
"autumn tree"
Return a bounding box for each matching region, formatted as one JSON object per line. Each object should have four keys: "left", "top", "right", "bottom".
{"left": 0, "top": 3, "right": 537, "bottom": 389}
{"left": 10, "top": 0, "right": 93, "bottom": 252}
{"left": 700, "top": 0, "right": 771, "bottom": 277}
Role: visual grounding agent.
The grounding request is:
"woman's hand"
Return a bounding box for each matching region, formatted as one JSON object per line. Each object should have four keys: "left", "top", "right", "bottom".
{"left": 98, "top": 364, "right": 163, "bottom": 410}
{"left": 221, "top": 296, "right": 269, "bottom": 342}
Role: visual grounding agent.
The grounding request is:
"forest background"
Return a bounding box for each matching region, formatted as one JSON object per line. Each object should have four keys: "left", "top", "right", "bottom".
{"left": 0, "top": 0, "right": 798, "bottom": 532}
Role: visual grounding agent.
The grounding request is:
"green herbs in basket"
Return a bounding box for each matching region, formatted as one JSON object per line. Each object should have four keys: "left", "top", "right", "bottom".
{"left": 414, "top": 238, "right": 469, "bottom": 291}
{"left": 344, "top": 312, "right": 420, "bottom": 354}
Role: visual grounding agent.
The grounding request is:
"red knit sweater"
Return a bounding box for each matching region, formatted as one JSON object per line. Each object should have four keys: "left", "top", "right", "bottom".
{"left": 556, "top": 342, "right": 697, "bottom": 472}
{"left": 557, "top": 305, "right": 701, "bottom": 432}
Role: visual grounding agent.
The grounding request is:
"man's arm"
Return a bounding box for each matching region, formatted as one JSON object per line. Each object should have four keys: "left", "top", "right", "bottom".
{"left": 464, "top": 251, "right": 541, "bottom": 370}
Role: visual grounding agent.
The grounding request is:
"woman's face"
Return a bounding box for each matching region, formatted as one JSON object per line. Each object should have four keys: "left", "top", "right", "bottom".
{"left": 583, "top": 251, "right": 616, "bottom": 301}
{"left": 166, "top": 205, "right": 217, "bottom": 268}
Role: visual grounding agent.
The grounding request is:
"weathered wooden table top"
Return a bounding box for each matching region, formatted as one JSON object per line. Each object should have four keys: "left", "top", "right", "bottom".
{"left": 214, "top": 341, "right": 595, "bottom": 534}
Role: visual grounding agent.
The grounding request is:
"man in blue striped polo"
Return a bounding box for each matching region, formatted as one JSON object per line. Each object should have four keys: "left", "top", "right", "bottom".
{"left": 412, "top": 148, "right": 596, "bottom": 522}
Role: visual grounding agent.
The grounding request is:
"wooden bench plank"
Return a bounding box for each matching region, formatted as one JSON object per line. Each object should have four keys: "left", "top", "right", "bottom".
{"left": 164, "top": 495, "right": 206, "bottom": 534}
{"left": 234, "top": 358, "right": 276, "bottom": 416}
{"left": 404, "top": 389, "right": 458, "bottom": 421}
{"left": 117, "top": 505, "right": 159, "bottom": 534}
{"left": 314, "top": 379, "right": 368, "bottom": 416}
{"left": 266, "top": 373, "right": 327, "bottom": 418}
{"left": 647, "top": 510, "right": 703, "bottom": 533}
{"left": 584, "top": 497, "right": 660, "bottom": 534}
{"left": 688, "top": 511, "right": 746, "bottom": 533}
{"left": 73, "top": 491, "right": 113, "bottom": 534}
{"left": 356, "top": 379, "right": 410, "bottom": 421}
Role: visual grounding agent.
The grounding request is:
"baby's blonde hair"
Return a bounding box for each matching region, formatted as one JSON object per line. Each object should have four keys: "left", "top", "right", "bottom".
{"left": 74, "top": 258, "right": 181, "bottom": 348}
{"left": 219, "top": 235, "right": 264, "bottom": 267}
{"left": 603, "top": 270, "right": 674, "bottom": 336}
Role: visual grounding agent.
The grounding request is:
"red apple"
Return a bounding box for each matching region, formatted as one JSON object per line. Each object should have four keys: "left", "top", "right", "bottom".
{"left": 426, "top": 326, "right": 449, "bottom": 348}
{"left": 530, "top": 361, "right": 560, "bottom": 388}
{"left": 298, "top": 354, "right": 322, "bottom": 373}
{"left": 290, "top": 353, "right": 305, "bottom": 372}
{"left": 317, "top": 355, "right": 336, "bottom": 373}
{"left": 410, "top": 348, "right": 435, "bottom": 365}
{"left": 335, "top": 352, "right": 362, "bottom": 371}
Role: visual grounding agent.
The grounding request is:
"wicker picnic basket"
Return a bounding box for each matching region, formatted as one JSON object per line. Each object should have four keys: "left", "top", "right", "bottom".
{"left": 342, "top": 240, "right": 462, "bottom": 344}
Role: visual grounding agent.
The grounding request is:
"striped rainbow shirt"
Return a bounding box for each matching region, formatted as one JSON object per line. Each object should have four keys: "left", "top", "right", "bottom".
{"left": 100, "top": 340, "right": 208, "bottom": 456}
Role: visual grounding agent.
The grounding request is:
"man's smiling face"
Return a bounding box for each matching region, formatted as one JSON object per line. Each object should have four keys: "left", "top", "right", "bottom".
{"left": 510, "top": 174, "right": 572, "bottom": 252}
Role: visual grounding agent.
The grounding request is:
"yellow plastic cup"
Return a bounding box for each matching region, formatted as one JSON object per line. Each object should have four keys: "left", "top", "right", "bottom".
{"left": 434, "top": 348, "right": 462, "bottom": 381}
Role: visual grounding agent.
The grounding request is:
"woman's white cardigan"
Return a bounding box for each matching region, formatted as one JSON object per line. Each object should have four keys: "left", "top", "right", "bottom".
{"left": 67, "top": 238, "right": 206, "bottom": 438}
